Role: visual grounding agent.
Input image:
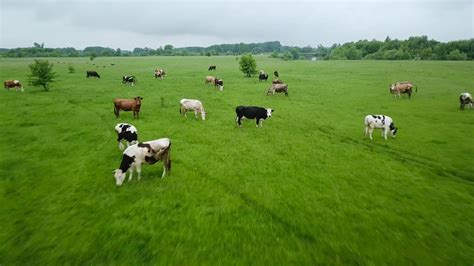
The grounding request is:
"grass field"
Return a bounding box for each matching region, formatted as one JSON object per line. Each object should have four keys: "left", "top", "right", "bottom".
{"left": 1, "top": 56, "right": 473, "bottom": 264}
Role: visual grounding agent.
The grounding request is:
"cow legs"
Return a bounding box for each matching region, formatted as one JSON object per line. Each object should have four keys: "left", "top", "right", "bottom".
{"left": 368, "top": 126, "right": 374, "bottom": 140}
{"left": 236, "top": 116, "right": 242, "bottom": 127}
{"left": 383, "top": 128, "right": 388, "bottom": 140}
{"left": 128, "top": 166, "right": 134, "bottom": 181}
{"left": 194, "top": 111, "right": 198, "bottom": 119}
{"left": 114, "top": 106, "right": 120, "bottom": 118}
{"left": 136, "top": 164, "right": 142, "bottom": 180}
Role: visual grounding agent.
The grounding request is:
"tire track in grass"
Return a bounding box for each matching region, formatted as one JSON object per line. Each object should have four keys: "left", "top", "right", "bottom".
{"left": 208, "top": 177, "right": 319, "bottom": 246}
{"left": 314, "top": 126, "right": 473, "bottom": 183}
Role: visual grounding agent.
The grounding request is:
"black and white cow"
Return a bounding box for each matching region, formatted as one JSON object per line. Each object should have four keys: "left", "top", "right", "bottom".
{"left": 259, "top": 73, "right": 269, "bottom": 81}
{"left": 274, "top": 71, "right": 279, "bottom": 78}
{"left": 122, "top": 75, "right": 136, "bottom": 85}
{"left": 115, "top": 123, "right": 138, "bottom": 150}
{"left": 459, "top": 92, "right": 472, "bottom": 110}
{"left": 364, "top": 115, "right": 397, "bottom": 140}
{"left": 235, "top": 106, "right": 273, "bottom": 127}
{"left": 214, "top": 79, "right": 224, "bottom": 91}
{"left": 113, "top": 138, "right": 171, "bottom": 186}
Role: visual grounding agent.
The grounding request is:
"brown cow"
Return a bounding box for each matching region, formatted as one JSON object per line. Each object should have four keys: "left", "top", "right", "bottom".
{"left": 389, "top": 82, "right": 416, "bottom": 99}
{"left": 272, "top": 79, "right": 283, "bottom": 84}
{"left": 114, "top": 97, "right": 143, "bottom": 119}
{"left": 267, "top": 83, "right": 288, "bottom": 96}
{"left": 4, "top": 80, "right": 23, "bottom": 92}
{"left": 155, "top": 69, "right": 166, "bottom": 79}
{"left": 205, "top": 76, "right": 216, "bottom": 84}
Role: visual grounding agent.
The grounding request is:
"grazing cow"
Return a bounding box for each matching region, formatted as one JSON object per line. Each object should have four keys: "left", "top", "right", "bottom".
{"left": 208, "top": 65, "right": 216, "bottom": 71}
{"left": 86, "top": 71, "right": 100, "bottom": 78}
{"left": 205, "top": 76, "right": 216, "bottom": 84}
{"left": 272, "top": 79, "right": 283, "bottom": 84}
{"left": 364, "top": 115, "right": 397, "bottom": 140}
{"left": 113, "top": 138, "right": 171, "bottom": 186}
{"left": 274, "top": 71, "right": 279, "bottom": 78}
{"left": 214, "top": 79, "right": 224, "bottom": 91}
{"left": 154, "top": 69, "right": 166, "bottom": 79}
{"left": 459, "top": 92, "right": 473, "bottom": 110}
{"left": 259, "top": 73, "right": 269, "bottom": 81}
{"left": 122, "top": 75, "right": 136, "bottom": 85}
{"left": 115, "top": 123, "right": 138, "bottom": 150}
{"left": 179, "top": 99, "right": 206, "bottom": 120}
{"left": 114, "top": 97, "right": 143, "bottom": 119}
{"left": 389, "top": 82, "right": 417, "bottom": 99}
{"left": 267, "top": 83, "right": 288, "bottom": 96}
{"left": 4, "top": 80, "right": 23, "bottom": 92}
{"left": 235, "top": 106, "right": 273, "bottom": 127}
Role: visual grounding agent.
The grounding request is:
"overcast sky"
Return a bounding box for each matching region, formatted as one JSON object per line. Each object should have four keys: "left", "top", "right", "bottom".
{"left": 1, "top": 0, "right": 472, "bottom": 50}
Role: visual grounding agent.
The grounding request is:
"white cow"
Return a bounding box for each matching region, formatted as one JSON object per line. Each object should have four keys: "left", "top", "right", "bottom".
{"left": 364, "top": 115, "right": 398, "bottom": 140}
{"left": 180, "top": 99, "right": 206, "bottom": 120}
{"left": 459, "top": 92, "right": 472, "bottom": 110}
{"left": 113, "top": 138, "right": 171, "bottom": 186}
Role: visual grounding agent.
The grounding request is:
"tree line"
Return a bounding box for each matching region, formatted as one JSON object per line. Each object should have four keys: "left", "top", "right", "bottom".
{"left": 1, "top": 36, "right": 472, "bottom": 60}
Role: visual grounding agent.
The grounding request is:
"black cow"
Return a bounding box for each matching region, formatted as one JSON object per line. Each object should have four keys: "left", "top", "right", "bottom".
{"left": 208, "top": 65, "right": 216, "bottom": 71}
{"left": 259, "top": 73, "right": 269, "bottom": 81}
{"left": 274, "top": 71, "right": 279, "bottom": 78}
{"left": 235, "top": 106, "right": 273, "bottom": 127}
{"left": 86, "top": 71, "right": 100, "bottom": 78}
{"left": 122, "top": 75, "right": 136, "bottom": 85}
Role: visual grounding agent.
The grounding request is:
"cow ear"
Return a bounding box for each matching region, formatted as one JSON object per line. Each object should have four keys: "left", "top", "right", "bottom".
{"left": 271, "top": 109, "right": 274, "bottom": 113}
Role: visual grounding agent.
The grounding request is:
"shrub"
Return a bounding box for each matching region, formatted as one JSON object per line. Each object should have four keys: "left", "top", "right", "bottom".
{"left": 28, "top": 59, "right": 58, "bottom": 92}
{"left": 239, "top": 53, "right": 257, "bottom": 77}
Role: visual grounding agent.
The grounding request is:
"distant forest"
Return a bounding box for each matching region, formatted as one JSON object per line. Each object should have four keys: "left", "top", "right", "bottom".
{"left": 1, "top": 36, "right": 473, "bottom": 60}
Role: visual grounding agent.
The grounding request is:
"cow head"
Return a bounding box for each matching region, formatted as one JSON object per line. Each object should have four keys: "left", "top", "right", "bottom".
{"left": 113, "top": 169, "right": 126, "bottom": 186}
{"left": 389, "top": 122, "right": 397, "bottom": 137}
{"left": 201, "top": 111, "right": 206, "bottom": 120}
{"left": 134, "top": 96, "right": 143, "bottom": 103}
{"left": 266, "top": 108, "right": 273, "bottom": 118}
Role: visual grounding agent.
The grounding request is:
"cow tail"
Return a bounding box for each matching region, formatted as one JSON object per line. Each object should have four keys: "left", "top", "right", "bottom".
{"left": 415, "top": 84, "right": 418, "bottom": 93}
{"left": 164, "top": 142, "right": 171, "bottom": 174}
{"left": 114, "top": 102, "right": 119, "bottom": 117}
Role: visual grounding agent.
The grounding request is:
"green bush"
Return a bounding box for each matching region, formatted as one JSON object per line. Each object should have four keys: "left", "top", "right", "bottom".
{"left": 447, "top": 49, "right": 467, "bottom": 60}
{"left": 28, "top": 59, "right": 58, "bottom": 91}
{"left": 238, "top": 53, "right": 257, "bottom": 77}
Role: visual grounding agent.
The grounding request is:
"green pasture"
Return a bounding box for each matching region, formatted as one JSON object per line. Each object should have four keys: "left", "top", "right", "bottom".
{"left": 0, "top": 56, "right": 473, "bottom": 264}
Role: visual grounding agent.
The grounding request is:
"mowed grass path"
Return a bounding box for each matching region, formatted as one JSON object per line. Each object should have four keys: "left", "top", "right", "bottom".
{"left": 1, "top": 56, "right": 473, "bottom": 264}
